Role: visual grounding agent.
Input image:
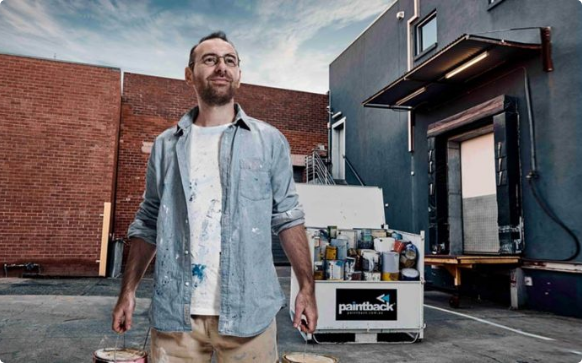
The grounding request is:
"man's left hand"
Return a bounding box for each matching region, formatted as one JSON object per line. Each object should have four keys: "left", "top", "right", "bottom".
{"left": 293, "top": 287, "right": 318, "bottom": 333}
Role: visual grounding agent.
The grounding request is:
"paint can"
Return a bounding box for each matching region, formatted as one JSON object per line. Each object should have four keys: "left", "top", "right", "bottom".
{"left": 393, "top": 240, "right": 409, "bottom": 254}
{"left": 325, "top": 245, "right": 337, "bottom": 260}
{"left": 400, "top": 243, "right": 418, "bottom": 268}
{"left": 374, "top": 237, "right": 395, "bottom": 253}
{"left": 282, "top": 352, "right": 338, "bottom": 363}
{"left": 350, "top": 271, "right": 362, "bottom": 281}
{"left": 328, "top": 225, "right": 338, "bottom": 239}
{"left": 381, "top": 252, "right": 400, "bottom": 281}
{"left": 338, "top": 230, "right": 357, "bottom": 249}
{"left": 325, "top": 260, "right": 344, "bottom": 280}
{"left": 344, "top": 257, "right": 356, "bottom": 280}
{"left": 363, "top": 271, "right": 381, "bottom": 281}
{"left": 314, "top": 261, "right": 324, "bottom": 280}
{"left": 331, "top": 238, "right": 348, "bottom": 260}
{"left": 93, "top": 348, "right": 147, "bottom": 363}
{"left": 357, "top": 229, "right": 374, "bottom": 249}
{"left": 359, "top": 249, "right": 379, "bottom": 272}
{"left": 401, "top": 268, "right": 420, "bottom": 281}
{"left": 371, "top": 229, "right": 388, "bottom": 238}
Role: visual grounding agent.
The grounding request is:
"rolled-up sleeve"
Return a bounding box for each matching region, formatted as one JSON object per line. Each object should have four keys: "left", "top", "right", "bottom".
{"left": 270, "top": 131, "right": 305, "bottom": 235}
{"left": 127, "top": 139, "right": 160, "bottom": 246}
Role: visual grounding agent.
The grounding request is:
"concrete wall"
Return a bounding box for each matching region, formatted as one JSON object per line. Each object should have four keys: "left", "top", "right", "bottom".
{"left": 0, "top": 54, "right": 121, "bottom": 276}
{"left": 330, "top": 0, "right": 582, "bottom": 316}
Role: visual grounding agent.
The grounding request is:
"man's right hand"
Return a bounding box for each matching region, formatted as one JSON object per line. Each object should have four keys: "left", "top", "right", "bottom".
{"left": 112, "top": 293, "right": 136, "bottom": 333}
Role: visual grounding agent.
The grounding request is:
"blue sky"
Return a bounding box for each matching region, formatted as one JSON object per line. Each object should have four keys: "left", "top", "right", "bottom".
{"left": 0, "top": 0, "right": 395, "bottom": 93}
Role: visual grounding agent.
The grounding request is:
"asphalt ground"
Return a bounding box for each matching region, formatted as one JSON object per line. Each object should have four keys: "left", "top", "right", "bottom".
{"left": 0, "top": 267, "right": 580, "bottom": 363}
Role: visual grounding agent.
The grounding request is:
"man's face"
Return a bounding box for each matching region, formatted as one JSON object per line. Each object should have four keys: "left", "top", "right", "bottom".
{"left": 186, "top": 38, "right": 241, "bottom": 106}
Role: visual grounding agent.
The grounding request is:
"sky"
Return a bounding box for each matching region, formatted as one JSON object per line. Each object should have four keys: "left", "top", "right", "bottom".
{"left": 0, "top": 0, "right": 396, "bottom": 94}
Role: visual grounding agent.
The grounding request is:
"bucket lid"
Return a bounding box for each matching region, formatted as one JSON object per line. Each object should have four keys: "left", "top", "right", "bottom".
{"left": 94, "top": 348, "right": 147, "bottom": 361}
{"left": 283, "top": 352, "right": 337, "bottom": 363}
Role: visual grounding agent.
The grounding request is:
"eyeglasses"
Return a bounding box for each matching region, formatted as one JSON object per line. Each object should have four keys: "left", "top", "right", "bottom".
{"left": 191, "top": 53, "right": 240, "bottom": 68}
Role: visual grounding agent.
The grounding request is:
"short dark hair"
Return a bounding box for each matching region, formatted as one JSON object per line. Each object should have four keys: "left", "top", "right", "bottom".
{"left": 188, "top": 31, "right": 239, "bottom": 68}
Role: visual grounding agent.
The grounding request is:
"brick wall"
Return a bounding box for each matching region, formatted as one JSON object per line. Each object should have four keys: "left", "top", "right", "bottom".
{"left": 114, "top": 73, "right": 328, "bottom": 254}
{"left": 0, "top": 54, "right": 121, "bottom": 276}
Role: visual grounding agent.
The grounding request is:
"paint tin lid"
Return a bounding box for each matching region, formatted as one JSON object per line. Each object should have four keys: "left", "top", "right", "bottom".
{"left": 94, "top": 348, "right": 147, "bottom": 362}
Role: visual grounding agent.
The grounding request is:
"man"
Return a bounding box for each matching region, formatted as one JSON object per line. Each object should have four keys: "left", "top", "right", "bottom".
{"left": 111, "top": 31, "right": 317, "bottom": 363}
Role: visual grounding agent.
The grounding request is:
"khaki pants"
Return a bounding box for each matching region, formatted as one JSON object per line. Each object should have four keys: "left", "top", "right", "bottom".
{"left": 150, "top": 316, "right": 279, "bottom": 363}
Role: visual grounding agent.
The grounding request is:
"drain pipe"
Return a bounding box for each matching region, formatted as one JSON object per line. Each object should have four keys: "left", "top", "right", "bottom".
{"left": 406, "top": 0, "right": 419, "bottom": 153}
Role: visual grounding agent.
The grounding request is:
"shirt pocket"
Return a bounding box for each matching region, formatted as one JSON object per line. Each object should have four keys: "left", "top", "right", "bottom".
{"left": 239, "top": 158, "right": 270, "bottom": 201}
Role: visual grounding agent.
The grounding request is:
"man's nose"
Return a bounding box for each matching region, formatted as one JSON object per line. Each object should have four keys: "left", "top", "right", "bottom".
{"left": 214, "top": 58, "right": 228, "bottom": 73}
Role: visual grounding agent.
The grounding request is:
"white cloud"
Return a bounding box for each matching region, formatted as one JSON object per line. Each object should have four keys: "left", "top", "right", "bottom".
{"left": 0, "top": 0, "right": 394, "bottom": 93}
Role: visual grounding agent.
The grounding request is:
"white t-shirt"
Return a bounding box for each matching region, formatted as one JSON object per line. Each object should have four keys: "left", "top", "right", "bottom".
{"left": 187, "top": 122, "right": 230, "bottom": 315}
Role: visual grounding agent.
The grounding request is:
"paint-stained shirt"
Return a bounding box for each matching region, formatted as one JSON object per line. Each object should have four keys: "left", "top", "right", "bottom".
{"left": 127, "top": 104, "right": 305, "bottom": 337}
{"left": 187, "top": 123, "right": 230, "bottom": 315}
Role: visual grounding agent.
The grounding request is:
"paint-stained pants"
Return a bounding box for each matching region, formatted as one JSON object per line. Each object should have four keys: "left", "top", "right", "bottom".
{"left": 150, "top": 316, "right": 279, "bottom": 363}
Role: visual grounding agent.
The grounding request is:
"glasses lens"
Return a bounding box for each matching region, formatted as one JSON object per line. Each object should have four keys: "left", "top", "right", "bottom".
{"left": 202, "top": 55, "right": 218, "bottom": 66}
{"left": 224, "top": 55, "right": 238, "bottom": 67}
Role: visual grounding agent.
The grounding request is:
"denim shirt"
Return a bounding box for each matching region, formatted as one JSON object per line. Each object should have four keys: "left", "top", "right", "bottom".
{"left": 127, "top": 104, "right": 305, "bottom": 337}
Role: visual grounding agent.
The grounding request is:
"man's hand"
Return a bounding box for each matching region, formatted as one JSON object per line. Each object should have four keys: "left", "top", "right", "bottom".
{"left": 293, "top": 287, "right": 318, "bottom": 333}
{"left": 112, "top": 293, "right": 136, "bottom": 333}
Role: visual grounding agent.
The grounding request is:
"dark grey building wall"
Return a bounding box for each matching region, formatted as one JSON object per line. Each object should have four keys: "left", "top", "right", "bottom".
{"left": 330, "top": 0, "right": 582, "bottom": 316}
{"left": 330, "top": 0, "right": 415, "bottom": 232}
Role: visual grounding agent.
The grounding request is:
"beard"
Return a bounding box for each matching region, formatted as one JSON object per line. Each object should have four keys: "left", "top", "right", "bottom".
{"left": 198, "top": 79, "right": 237, "bottom": 106}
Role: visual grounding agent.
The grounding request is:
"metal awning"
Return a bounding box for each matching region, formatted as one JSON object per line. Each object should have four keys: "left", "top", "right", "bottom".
{"left": 362, "top": 34, "right": 542, "bottom": 110}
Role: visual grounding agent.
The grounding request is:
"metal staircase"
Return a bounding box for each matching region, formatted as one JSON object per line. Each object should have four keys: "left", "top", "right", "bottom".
{"left": 305, "top": 150, "right": 335, "bottom": 185}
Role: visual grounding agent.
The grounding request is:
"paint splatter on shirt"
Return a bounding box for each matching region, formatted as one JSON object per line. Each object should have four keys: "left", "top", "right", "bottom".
{"left": 187, "top": 122, "right": 230, "bottom": 315}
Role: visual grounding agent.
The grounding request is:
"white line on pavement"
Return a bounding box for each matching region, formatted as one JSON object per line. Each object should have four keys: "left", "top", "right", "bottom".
{"left": 424, "top": 304, "right": 555, "bottom": 341}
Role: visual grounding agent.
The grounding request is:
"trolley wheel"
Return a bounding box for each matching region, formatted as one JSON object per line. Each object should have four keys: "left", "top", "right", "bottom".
{"left": 449, "top": 295, "right": 460, "bottom": 308}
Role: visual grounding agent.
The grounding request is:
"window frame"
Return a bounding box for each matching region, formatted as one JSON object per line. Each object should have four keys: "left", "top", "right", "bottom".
{"left": 415, "top": 11, "right": 438, "bottom": 60}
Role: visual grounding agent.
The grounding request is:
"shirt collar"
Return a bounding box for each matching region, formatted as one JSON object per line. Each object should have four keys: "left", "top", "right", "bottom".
{"left": 174, "top": 103, "right": 250, "bottom": 136}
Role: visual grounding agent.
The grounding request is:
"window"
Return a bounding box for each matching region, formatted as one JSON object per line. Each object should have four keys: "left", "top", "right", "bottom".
{"left": 416, "top": 12, "right": 437, "bottom": 56}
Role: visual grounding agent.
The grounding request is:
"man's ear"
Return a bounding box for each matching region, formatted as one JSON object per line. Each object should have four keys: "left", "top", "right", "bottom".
{"left": 235, "top": 69, "right": 242, "bottom": 89}
{"left": 185, "top": 66, "right": 193, "bottom": 85}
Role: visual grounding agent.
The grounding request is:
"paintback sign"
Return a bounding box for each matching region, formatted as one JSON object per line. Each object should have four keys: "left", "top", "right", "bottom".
{"left": 336, "top": 289, "right": 397, "bottom": 321}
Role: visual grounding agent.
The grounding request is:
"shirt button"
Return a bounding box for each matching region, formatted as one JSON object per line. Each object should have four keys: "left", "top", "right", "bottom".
{"left": 185, "top": 282, "right": 189, "bottom": 286}
{"left": 185, "top": 250, "right": 189, "bottom": 255}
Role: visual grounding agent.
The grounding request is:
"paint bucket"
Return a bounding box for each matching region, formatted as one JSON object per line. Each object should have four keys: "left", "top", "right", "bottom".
{"left": 363, "top": 271, "right": 381, "bottom": 281}
{"left": 381, "top": 252, "right": 400, "bottom": 281}
{"left": 357, "top": 229, "right": 374, "bottom": 249}
{"left": 325, "top": 245, "right": 337, "bottom": 260}
{"left": 393, "top": 240, "right": 409, "bottom": 254}
{"left": 328, "top": 225, "right": 338, "bottom": 239}
{"left": 282, "top": 352, "right": 338, "bottom": 363}
{"left": 93, "top": 348, "right": 147, "bottom": 363}
{"left": 401, "top": 268, "right": 420, "bottom": 281}
{"left": 371, "top": 229, "right": 388, "bottom": 238}
{"left": 350, "top": 271, "right": 362, "bottom": 280}
{"left": 331, "top": 238, "right": 348, "bottom": 260}
{"left": 344, "top": 257, "right": 356, "bottom": 280}
{"left": 400, "top": 243, "right": 418, "bottom": 268}
{"left": 325, "top": 260, "right": 344, "bottom": 280}
{"left": 360, "top": 249, "right": 379, "bottom": 272}
{"left": 338, "top": 230, "right": 357, "bottom": 249}
{"left": 374, "top": 237, "right": 395, "bottom": 253}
